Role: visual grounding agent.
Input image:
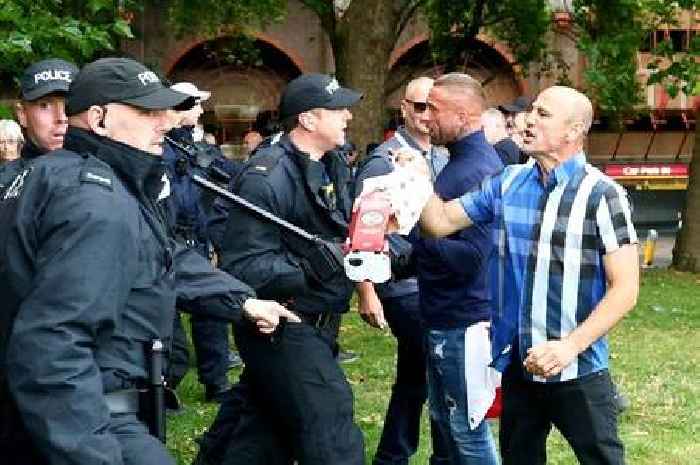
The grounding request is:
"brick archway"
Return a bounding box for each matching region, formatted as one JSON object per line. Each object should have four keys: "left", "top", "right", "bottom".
{"left": 162, "top": 31, "right": 306, "bottom": 76}
{"left": 388, "top": 32, "right": 528, "bottom": 95}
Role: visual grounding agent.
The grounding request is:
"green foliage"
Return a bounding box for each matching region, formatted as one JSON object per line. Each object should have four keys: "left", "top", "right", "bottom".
{"left": 645, "top": 0, "right": 700, "bottom": 99}
{"left": 167, "top": 0, "right": 287, "bottom": 38}
{"left": 165, "top": 0, "right": 288, "bottom": 71}
{"left": 574, "top": 0, "right": 700, "bottom": 122}
{"left": 422, "top": 0, "right": 550, "bottom": 72}
{"left": 572, "top": 0, "right": 648, "bottom": 122}
{"left": 202, "top": 35, "right": 264, "bottom": 68}
{"left": 0, "top": 104, "right": 14, "bottom": 119}
{"left": 0, "top": 0, "right": 136, "bottom": 81}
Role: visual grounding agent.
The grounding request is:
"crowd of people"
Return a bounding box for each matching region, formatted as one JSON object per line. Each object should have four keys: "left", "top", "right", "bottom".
{"left": 0, "top": 54, "right": 639, "bottom": 465}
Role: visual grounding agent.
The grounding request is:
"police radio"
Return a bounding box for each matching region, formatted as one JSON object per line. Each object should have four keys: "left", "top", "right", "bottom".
{"left": 343, "top": 190, "right": 392, "bottom": 283}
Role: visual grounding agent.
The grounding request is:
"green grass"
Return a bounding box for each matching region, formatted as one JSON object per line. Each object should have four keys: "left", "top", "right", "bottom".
{"left": 168, "top": 269, "right": 700, "bottom": 464}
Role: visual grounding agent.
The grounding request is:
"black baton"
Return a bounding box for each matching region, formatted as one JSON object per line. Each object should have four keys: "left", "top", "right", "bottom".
{"left": 149, "top": 339, "right": 166, "bottom": 443}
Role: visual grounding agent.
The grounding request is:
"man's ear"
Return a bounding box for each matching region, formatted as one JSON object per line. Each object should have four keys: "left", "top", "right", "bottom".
{"left": 298, "top": 111, "right": 316, "bottom": 132}
{"left": 456, "top": 109, "right": 471, "bottom": 132}
{"left": 15, "top": 102, "right": 27, "bottom": 128}
{"left": 399, "top": 100, "right": 408, "bottom": 121}
{"left": 566, "top": 121, "right": 584, "bottom": 143}
{"left": 87, "top": 106, "right": 109, "bottom": 136}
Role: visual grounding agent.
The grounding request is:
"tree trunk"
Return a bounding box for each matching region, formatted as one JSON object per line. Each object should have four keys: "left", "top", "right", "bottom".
{"left": 672, "top": 111, "right": 700, "bottom": 273}
{"left": 333, "top": 0, "right": 403, "bottom": 157}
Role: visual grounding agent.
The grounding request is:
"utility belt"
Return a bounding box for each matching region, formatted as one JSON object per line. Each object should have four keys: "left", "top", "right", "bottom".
{"left": 105, "top": 388, "right": 141, "bottom": 415}
{"left": 294, "top": 311, "right": 337, "bottom": 329}
{"left": 102, "top": 340, "right": 167, "bottom": 442}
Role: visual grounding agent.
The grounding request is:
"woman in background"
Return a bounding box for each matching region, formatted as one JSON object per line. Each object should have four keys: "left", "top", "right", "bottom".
{"left": 0, "top": 119, "right": 23, "bottom": 163}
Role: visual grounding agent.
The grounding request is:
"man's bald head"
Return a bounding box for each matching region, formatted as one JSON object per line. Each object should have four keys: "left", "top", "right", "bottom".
{"left": 522, "top": 85, "right": 595, "bottom": 162}
{"left": 401, "top": 77, "right": 434, "bottom": 137}
{"left": 541, "top": 86, "right": 593, "bottom": 136}
{"left": 405, "top": 77, "right": 434, "bottom": 102}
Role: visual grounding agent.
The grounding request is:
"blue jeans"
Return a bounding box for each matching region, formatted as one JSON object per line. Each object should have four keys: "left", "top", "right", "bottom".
{"left": 427, "top": 327, "right": 500, "bottom": 465}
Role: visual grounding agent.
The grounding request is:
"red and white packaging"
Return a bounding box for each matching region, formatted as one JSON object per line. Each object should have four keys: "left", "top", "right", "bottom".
{"left": 344, "top": 190, "right": 392, "bottom": 283}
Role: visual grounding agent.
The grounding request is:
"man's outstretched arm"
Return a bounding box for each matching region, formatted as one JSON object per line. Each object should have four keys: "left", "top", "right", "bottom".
{"left": 419, "top": 195, "right": 473, "bottom": 238}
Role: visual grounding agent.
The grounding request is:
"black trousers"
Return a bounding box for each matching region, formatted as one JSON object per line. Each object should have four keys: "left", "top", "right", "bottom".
{"left": 374, "top": 293, "right": 449, "bottom": 465}
{"left": 194, "top": 318, "right": 364, "bottom": 465}
{"left": 500, "top": 363, "right": 624, "bottom": 465}
{"left": 4, "top": 413, "right": 174, "bottom": 465}
{"left": 190, "top": 314, "right": 230, "bottom": 387}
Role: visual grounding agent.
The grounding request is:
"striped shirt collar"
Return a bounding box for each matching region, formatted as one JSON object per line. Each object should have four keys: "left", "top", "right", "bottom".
{"left": 535, "top": 151, "right": 586, "bottom": 187}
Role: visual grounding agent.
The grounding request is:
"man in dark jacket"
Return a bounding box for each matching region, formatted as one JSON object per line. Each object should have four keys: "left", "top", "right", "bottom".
{"left": 162, "top": 82, "right": 235, "bottom": 401}
{"left": 482, "top": 107, "right": 521, "bottom": 166}
{"left": 414, "top": 73, "right": 503, "bottom": 465}
{"left": 354, "top": 76, "right": 449, "bottom": 465}
{"left": 0, "top": 57, "right": 297, "bottom": 465}
{"left": 195, "top": 73, "right": 364, "bottom": 465}
{"left": 0, "top": 58, "right": 78, "bottom": 194}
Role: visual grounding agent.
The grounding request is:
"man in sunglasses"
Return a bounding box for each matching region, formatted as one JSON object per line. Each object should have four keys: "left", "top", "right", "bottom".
{"left": 354, "top": 76, "right": 450, "bottom": 465}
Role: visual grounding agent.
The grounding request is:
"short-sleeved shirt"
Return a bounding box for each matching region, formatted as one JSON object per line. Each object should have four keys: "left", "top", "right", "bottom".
{"left": 460, "top": 152, "right": 637, "bottom": 382}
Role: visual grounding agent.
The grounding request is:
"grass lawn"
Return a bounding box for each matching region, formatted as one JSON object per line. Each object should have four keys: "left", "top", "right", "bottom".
{"left": 168, "top": 269, "right": 699, "bottom": 464}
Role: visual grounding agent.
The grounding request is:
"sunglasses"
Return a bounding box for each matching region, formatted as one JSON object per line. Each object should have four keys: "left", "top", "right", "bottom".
{"left": 404, "top": 99, "right": 428, "bottom": 113}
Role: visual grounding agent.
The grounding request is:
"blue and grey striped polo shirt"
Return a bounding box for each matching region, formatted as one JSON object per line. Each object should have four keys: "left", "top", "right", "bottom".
{"left": 461, "top": 152, "right": 637, "bottom": 382}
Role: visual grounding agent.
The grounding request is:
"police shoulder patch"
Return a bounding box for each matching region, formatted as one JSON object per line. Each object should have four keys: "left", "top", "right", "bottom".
{"left": 247, "top": 147, "right": 285, "bottom": 176}
{"left": 79, "top": 163, "right": 113, "bottom": 190}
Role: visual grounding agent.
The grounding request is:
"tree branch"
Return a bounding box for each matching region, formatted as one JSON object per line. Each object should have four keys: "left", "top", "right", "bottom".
{"left": 395, "top": 0, "right": 424, "bottom": 41}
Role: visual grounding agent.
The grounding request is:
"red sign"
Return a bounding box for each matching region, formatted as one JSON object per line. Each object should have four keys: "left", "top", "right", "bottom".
{"left": 604, "top": 163, "right": 689, "bottom": 178}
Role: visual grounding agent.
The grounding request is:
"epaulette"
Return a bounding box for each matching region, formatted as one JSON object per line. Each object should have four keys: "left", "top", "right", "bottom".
{"left": 79, "top": 156, "right": 114, "bottom": 190}
{"left": 246, "top": 145, "right": 286, "bottom": 176}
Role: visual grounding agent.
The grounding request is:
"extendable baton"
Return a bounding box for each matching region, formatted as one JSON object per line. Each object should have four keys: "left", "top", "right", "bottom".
{"left": 192, "top": 174, "right": 318, "bottom": 242}
{"left": 149, "top": 339, "right": 166, "bottom": 443}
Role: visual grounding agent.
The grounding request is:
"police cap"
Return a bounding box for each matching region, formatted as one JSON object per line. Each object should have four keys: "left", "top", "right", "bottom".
{"left": 66, "top": 57, "right": 195, "bottom": 116}
{"left": 20, "top": 58, "right": 79, "bottom": 102}
{"left": 279, "top": 73, "right": 362, "bottom": 120}
{"left": 498, "top": 96, "right": 532, "bottom": 114}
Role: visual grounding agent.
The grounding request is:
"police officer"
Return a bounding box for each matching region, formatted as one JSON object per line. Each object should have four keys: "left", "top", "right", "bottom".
{"left": 0, "top": 57, "right": 298, "bottom": 465}
{"left": 194, "top": 74, "right": 364, "bottom": 465}
{"left": 0, "top": 58, "right": 78, "bottom": 193}
{"left": 162, "top": 82, "right": 235, "bottom": 401}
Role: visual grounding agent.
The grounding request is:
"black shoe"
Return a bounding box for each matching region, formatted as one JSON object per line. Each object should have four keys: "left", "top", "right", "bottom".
{"left": 204, "top": 382, "right": 232, "bottom": 403}
{"left": 228, "top": 350, "right": 243, "bottom": 369}
{"left": 336, "top": 350, "right": 359, "bottom": 364}
{"left": 164, "top": 387, "right": 186, "bottom": 416}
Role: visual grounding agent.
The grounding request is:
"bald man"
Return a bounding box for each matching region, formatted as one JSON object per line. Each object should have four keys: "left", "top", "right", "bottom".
{"left": 354, "top": 76, "right": 449, "bottom": 465}
{"left": 417, "top": 86, "right": 638, "bottom": 465}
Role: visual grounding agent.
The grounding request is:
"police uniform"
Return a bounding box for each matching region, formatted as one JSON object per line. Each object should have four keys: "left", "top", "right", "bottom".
{"left": 0, "top": 58, "right": 78, "bottom": 196}
{"left": 195, "top": 74, "right": 364, "bottom": 465}
{"left": 162, "top": 124, "right": 233, "bottom": 400}
{"left": 0, "top": 58, "right": 256, "bottom": 465}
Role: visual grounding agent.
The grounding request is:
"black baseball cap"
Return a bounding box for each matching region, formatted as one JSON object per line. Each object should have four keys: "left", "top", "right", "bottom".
{"left": 20, "top": 58, "right": 79, "bottom": 101}
{"left": 279, "top": 73, "right": 362, "bottom": 120}
{"left": 498, "top": 96, "right": 532, "bottom": 113}
{"left": 66, "top": 57, "right": 195, "bottom": 116}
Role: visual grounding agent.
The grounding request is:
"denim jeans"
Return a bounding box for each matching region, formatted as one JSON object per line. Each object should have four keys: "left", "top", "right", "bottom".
{"left": 426, "top": 327, "right": 500, "bottom": 465}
